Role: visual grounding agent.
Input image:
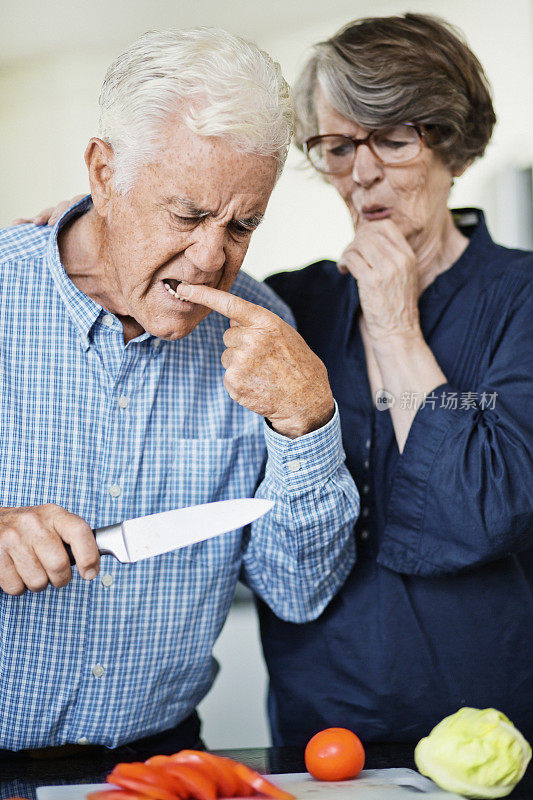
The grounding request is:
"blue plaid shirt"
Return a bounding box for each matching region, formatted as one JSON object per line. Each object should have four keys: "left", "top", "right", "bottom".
{"left": 0, "top": 198, "right": 359, "bottom": 751}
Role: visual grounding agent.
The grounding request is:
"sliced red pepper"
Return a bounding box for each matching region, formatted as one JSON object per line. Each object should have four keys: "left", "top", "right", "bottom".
{"left": 112, "top": 762, "right": 177, "bottom": 787}
{"left": 87, "top": 792, "right": 146, "bottom": 800}
{"left": 194, "top": 752, "right": 240, "bottom": 797}
{"left": 163, "top": 762, "right": 217, "bottom": 800}
{"left": 108, "top": 762, "right": 180, "bottom": 800}
{"left": 170, "top": 750, "right": 238, "bottom": 796}
{"left": 232, "top": 763, "right": 295, "bottom": 800}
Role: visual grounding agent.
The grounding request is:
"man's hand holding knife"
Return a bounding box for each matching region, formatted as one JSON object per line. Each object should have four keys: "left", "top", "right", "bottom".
{"left": 0, "top": 285, "right": 335, "bottom": 597}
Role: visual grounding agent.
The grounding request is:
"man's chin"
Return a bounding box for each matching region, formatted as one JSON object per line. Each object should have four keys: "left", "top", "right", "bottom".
{"left": 144, "top": 308, "right": 210, "bottom": 341}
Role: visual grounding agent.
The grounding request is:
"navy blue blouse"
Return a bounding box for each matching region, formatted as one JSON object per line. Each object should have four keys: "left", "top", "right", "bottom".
{"left": 258, "top": 210, "right": 533, "bottom": 745}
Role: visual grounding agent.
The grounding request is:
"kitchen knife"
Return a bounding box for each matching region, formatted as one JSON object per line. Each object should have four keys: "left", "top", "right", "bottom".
{"left": 67, "top": 498, "right": 274, "bottom": 565}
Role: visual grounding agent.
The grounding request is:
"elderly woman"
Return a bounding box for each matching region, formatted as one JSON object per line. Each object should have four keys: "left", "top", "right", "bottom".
{"left": 23, "top": 13, "right": 532, "bottom": 746}
{"left": 258, "top": 12, "right": 533, "bottom": 745}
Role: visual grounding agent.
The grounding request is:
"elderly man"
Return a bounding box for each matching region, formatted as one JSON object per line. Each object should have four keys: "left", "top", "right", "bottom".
{"left": 0, "top": 28, "right": 359, "bottom": 755}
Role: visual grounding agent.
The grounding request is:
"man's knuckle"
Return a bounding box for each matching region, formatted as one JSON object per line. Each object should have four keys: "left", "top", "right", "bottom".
{"left": 0, "top": 528, "right": 20, "bottom": 549}
{"left": 47, "top": 554, "right": 70, "bottom": 574}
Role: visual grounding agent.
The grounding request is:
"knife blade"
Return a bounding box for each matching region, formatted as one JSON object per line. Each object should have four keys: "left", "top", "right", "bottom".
{"left": 67, "top": 498, "right": 274, "bottom": 565}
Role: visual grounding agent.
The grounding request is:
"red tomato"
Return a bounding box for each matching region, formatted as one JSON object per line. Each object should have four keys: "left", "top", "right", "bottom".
{"left": 232, "top": 763, "right": 295, "bottom": 800}
{"left": 304, "top": 727, "right": 365, "bottom": 781}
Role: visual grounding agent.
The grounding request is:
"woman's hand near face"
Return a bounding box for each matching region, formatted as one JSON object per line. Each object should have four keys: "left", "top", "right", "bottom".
{"left": 340, "top": 217, "right": 447, "bottom": 453}
{"left": 339, "top": 218, "right": 421, "bottom": 349}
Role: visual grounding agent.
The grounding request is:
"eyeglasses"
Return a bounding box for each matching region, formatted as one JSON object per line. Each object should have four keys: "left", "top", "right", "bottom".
{"left": 304, "top": 124, "right": 426, "bottom": 175}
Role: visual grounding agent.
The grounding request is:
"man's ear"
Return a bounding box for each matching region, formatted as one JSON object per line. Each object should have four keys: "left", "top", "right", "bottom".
{"left": 85, "top": 138, "right": 115, "bottom": 213}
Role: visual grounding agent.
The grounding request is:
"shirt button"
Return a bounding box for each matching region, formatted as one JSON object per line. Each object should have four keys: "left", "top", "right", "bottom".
{"left": 364, "top": 459, "right": 370, "bottom": 470}
{"left": 102, "top": 314, "right": 114, "bottom": 327}
{"left": 360, "top": 530, "right": 369, "bottom": 541}
{"left": 117, "top": 395, "right": 130, "bottom": 409}
{"left": 363, "top": 484, "right": 370, "bottom": 495}
{"left": 77, "top": 737, "right": 90, "bottom": 745}
{"left": 92, "top": 663, "right": 105, "bottom": 678}
{"left": 152, "top": 338, "right": 160, "bottom": 348}
{"left": 365, "top": 439, "right": 371, "bottom": 450}
{"left": 362, "top": 507, "right": 370, "bottom": 518}
{"left": 287, "top": 459, "right": 301, "bottom": 473}
{"left": 101, "top": 573, "right": 114, "bottom": 588}
{"left": 108, "top": 484, "right": 122, "bottom": 498}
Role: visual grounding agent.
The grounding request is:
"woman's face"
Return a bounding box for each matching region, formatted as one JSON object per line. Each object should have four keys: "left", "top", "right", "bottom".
{"left": 314, "top": 90, "right": 458, "bottom": 242}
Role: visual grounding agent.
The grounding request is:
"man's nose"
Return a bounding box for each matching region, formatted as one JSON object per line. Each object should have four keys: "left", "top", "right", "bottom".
{"left": 351, "top": 144, "right": 383, "bottom": 189}
{"left": 186, "top": 225, "right": 226, "bottom": 273}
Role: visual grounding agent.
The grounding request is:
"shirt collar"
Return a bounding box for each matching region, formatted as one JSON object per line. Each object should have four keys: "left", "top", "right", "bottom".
{"left": 422, "top": 208, "right": 494, "bottom": 301}
{"left": 45, "top": 195, "right": 103, "bottom": 350}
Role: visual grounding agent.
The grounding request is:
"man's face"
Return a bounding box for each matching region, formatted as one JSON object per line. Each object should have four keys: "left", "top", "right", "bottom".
{"left": 100, "top": 124, "right": 278, "bottom": 340}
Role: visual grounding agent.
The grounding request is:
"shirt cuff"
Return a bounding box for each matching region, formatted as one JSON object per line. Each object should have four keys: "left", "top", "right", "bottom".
{"left": 263, "top": 401, "right": 345, "bottom": 492}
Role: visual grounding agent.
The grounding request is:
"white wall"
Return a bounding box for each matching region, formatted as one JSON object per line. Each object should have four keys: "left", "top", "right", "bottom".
{"left": 198, "top": 599, "right": 270, "bottom": 748}
{"left": 2, "top": 0, "right": 533, "bottom": 259}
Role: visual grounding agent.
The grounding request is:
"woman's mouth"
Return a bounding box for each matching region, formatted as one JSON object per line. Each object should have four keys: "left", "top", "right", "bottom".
{"left": 361, "top": 206, "right": 392, "bottom": 221}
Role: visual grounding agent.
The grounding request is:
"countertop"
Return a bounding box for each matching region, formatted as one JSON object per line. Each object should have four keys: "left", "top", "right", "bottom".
{"left": 1, "top": 743, "right": 531, "bottom": 799}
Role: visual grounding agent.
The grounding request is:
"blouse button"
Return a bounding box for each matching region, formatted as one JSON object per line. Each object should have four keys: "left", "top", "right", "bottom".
{"left": 360, "top": 530, "right": 369, "bottom": 541}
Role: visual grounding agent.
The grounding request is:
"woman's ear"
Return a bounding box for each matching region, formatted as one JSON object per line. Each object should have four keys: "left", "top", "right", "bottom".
{"left": 84, "top": 138, "right": 115, "bottom": 214}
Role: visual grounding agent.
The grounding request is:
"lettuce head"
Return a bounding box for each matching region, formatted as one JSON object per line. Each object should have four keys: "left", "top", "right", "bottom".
{"left": 415, "top": 707, "right": 531, "bottom": 798}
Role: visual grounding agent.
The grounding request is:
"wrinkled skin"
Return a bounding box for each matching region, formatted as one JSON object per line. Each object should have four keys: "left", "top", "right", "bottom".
{"left": 315, "top": 90, "right": 468, "bottom": 347}
{"left": 315, "top": 91, "right": 468, "bottom": 449}
{"left": 175, "top": 282, "right": 334, "bottom": 438}
{"left": 4, "top": 122, "right": 335, "bottom": 594}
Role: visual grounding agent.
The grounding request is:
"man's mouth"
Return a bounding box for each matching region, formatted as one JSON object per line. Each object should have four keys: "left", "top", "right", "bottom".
{"left": 162, "top": 279, "right": 204, "bottom": 302}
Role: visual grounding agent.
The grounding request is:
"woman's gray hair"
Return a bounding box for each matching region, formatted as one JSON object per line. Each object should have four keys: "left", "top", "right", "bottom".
{"left": 99, "top": 27, "right": 294, "bottom": 192}
{"left": 294, "top": 13, "right": 496, "bottom": 172}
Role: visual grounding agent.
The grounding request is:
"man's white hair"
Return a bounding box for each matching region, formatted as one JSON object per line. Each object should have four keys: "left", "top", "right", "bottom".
{"left": 98, "top": 27, "right": 294, "bottom": 193}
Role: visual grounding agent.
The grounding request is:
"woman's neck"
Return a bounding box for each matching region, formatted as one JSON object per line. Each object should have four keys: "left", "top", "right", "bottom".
{"left": 410, "top": 209, "right": 469, "bottom": 295}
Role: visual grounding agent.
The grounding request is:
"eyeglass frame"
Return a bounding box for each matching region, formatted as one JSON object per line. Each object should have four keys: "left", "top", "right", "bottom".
{"left": 303, "top": 123, "right": 430, "bottom": 175}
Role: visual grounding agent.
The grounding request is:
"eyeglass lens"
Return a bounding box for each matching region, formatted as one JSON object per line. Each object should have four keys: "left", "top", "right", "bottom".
{"left": 307, "top": 125, "right": 421, "bottom": 173}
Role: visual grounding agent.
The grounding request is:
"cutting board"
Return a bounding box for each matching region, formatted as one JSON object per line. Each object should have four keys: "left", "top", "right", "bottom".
{"left": 37, "top": 768, "right": 464, "bottom": 799}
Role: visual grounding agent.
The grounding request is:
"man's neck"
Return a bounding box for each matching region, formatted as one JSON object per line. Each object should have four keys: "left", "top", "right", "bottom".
{"left": 410, "top": 209, "right": 469, "bottom": 296}
{"left": 58, "top": 208, "right": 145, "bottom": 343}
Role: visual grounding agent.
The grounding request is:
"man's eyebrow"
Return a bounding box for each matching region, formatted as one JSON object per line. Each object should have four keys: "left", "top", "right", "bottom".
{"left": 163, "top": 196, "right": 264, "bottom": 229}
{"left": 163, "top": 196, "right": 209, "bottom": 216}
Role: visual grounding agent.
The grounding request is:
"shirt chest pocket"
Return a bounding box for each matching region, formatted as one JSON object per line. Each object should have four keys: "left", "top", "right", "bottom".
{"left": 165, "top": 434, "right": 266, "bottom": 509}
